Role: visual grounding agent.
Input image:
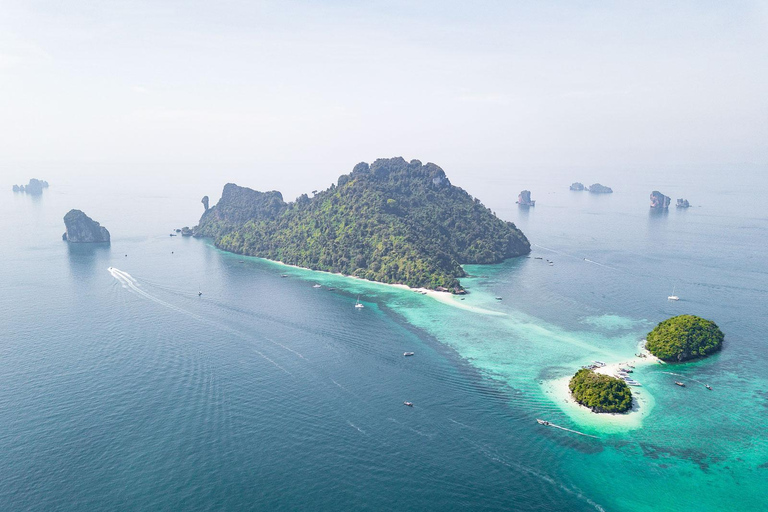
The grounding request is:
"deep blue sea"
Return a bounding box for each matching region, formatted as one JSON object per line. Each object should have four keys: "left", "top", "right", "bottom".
{"left": 1, "top": 164, "right": 766, "bottom": 511}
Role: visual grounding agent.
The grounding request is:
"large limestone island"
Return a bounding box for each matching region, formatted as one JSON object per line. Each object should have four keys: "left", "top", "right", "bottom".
{"left": 195, "top": 158, "right": 530, "bottom": 291}
{"left": 62, "top": 209, "right": 110, "bottom": 243}
{"left": 569, "top": 369, "right": 633, "bottom": 413}
{"left": 646, "top": 315, "right": 724, "bottom": 362}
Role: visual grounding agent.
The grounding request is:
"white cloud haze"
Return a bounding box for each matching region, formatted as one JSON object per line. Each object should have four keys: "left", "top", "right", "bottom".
{"left": 0, "top": 0, "right": 766, "bottom": 179}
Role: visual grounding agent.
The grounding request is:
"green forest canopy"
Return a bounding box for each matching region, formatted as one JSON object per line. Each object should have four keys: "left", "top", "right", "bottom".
{"left": 646, "top": 315, "right": 724, "bottom": 362}
{"left": 569, "top": 369, "right": 633, "bottom": 413}
{"left": 195, "top": 158, "right": 530, "bottom": 291}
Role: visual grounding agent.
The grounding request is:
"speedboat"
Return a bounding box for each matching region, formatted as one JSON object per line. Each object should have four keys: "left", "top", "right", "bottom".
{"left": 705, "top": 384, "right": 712, "bottom": 390}
{"left": 312, "top": 284, "right": 321, "bottom": 288}
{"left": 403, "top": 401, "right": 414, "bottom": 407}
{"left": 675, "top": 381, "right": 685, "bottom": 387}
{"left": 404, "top": 352, "right": 415, "bottom": 357}
{"left": 536, "top": 419, "right": 550, "bottom": 426}
{"left": 198, "top": 291, "right": 202, "bottom": 296}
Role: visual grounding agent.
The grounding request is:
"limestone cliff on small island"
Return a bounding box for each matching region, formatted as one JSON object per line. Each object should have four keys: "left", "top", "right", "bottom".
{"left": 62, "top": 209, "right": 110, "bottom": 243}
{"left": 646, "top": 315, "right": 724, "bottom": 362}
{"left": 569, "top": 369, "right": 632, "bottom": 413}
{"left": 569, "top": 182, "right": 585, "bottom": 191}
{"left": 676, "top": 198, "right": 691, "bottom": 208}
{"left": 588, "top": 183, "right": 613, "bottom": 194}
{"left": 13, "top": 179, "right": 49, "bottom": 195}
{"left": 195, "top": 157, "right": 530, "bottom": 291}
{"left": 650, "top": 190, "right": 671, "bottom": 209}
{"left": 516, "top": 190, "right": 536, "bottom": 206}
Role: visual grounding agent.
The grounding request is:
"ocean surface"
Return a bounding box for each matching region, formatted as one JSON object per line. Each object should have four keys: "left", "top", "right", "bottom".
{"left": 1, "top": 164, "right": 766, "bottom": 511}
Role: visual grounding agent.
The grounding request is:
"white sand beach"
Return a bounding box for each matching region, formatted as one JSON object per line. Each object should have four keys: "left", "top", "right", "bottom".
{"left": 542, "top": 346, "right": 660, "bottom": 432}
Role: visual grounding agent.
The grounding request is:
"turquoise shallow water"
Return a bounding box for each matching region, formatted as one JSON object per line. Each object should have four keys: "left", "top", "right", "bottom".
{"left": 0, "top": 167, "right": 766, "bottom": 511}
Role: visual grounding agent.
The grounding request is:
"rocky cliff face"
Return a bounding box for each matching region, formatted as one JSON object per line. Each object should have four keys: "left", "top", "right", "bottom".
{"left": 195, "top": 185, "right": 286, "bottom": 238}
{"left": 650, "top": 191, "right": 671, "bottom": 209}
{"left": 569, "top": 182, "right": 585, "bottom": 191}
{"left": 62, "top": 210, "right": 110, "bottom": 243}
{"left": 201, "top": 196, "right": 209, "bottom": 211}
{"left": 517, "top": 190, "right": 535, "bottom": 206}
{"left": 588, "top": 183, "right": 613, "bottom": 194}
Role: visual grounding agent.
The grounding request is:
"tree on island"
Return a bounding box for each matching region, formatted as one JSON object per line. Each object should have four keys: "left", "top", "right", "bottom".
{"left": 569, "top": 369, "right": 633, "bottom": 413}
{"left": 646, "top": 314, "right": 723, "bottom": 362}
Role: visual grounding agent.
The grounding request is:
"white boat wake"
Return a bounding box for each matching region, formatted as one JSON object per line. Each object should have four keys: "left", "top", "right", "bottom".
{"left": 108, "top": 267, "right": 292, "bottom": 375}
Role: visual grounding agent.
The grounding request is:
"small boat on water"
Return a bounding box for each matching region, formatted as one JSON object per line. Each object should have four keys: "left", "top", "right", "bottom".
{"left": 403, "top": 352, "right": 415, "bottom": 357}
{"left": 280, "top": 274, "right": 288, "bottom": 278}
{"left": 403, "top": 401, "right": 414, "bottom": 407}
{"left": 169, "top": 233, "right": 177, "bottom": 237}
{"left": 705, "top": 384, "right": 712, "bottom": 390}
{"left": 198, "top": 291, "right": 202, "bottom": 296}
{"left": 536, "top": 419, "right": 550, "bottom": 426}
{"left": 495, "top": 297, "right": 503, "bottom": 301}
{"left": 675, "top": 381, "right": 686, "bottom": 387}
{"left": 312, "top": 284, "right": 322, "bottom": 288}
{"left": 355, "top": 296, "right": 364, "bottom": 309}
{"left": 534, "top": 257, "right": 543, "bottom": 260}
{"left": 668, "top": 284, "right": 680, "bottom": 301}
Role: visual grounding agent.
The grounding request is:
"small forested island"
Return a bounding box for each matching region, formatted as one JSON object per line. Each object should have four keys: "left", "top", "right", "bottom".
{"left": 569, "top": 182, "right": 585, "bottom": 191}
{"left": 195, "top": 157, "right": 530, "bottom": 291}
{"left": 676, "top": 198, "right": 691, "bottom": 208}
{"left": 13, "top": 179, "right": 49, "bottom": 195}
{"left": 646, "top": 315, "right": 724, "bottom": 362}
{"left": 588, "top": 183, "right": 613, "bottom": 194}
{"left": 62, "top": 209, "right": 110, "bottom": 243}
{"left": 569, "top": 369, "right": 633, "bottom": 413}
{"left": 650, "top": 190, "right": 671, "bottom": 209}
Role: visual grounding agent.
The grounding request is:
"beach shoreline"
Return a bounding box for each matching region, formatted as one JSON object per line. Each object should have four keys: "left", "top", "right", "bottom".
{"left": 542, "top": 344, "right": 660, "bottom": 431}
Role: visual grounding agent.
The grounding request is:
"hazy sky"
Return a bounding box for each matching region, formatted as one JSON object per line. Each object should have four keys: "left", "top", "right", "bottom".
{"left": 1, "top": 1, "right": 766, "bottom": 177}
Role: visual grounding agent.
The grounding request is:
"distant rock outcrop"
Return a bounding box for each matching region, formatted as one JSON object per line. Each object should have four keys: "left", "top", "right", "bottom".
{"left": 516, "top": 190, "right": 536, "bottom": 206}
{"left": 569, "top": 182, "right": 585, "bottom": 191}
{"left": 588, "top": 183, "right": 613, "bottom": 194}
{"left": 62, "top": 210, "right": 110, "bottom": 243}
{"left": 676, "top": 198, "right": 690, "bottom": 208}
{"left": 181, "top": 226, "right": 194, "bottom": 236}
{"left": 13, "top": 179, "right": 49, "bottom": 195}
{"left": 202, "top": 196, "right": 210, "bottom": 211}
{"left": 650, "top": 191, "right": 671, "bottom": 209}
